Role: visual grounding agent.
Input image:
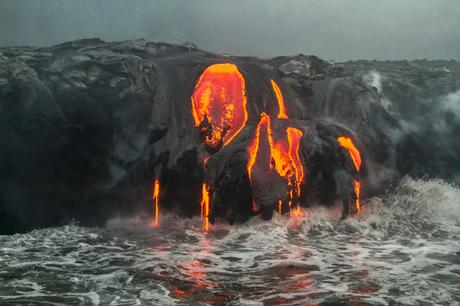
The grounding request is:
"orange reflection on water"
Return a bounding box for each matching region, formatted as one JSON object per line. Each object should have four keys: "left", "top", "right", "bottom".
{"left": 170, "top": 235, "right": 218, "bottom": 303}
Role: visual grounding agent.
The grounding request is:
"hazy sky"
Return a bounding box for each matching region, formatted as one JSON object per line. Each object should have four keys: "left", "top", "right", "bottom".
{"left": 1, "top": 0, "right": 459, "bottom": 61}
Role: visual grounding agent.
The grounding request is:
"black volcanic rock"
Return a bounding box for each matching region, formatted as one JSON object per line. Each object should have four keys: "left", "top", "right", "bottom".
{"left": 1, "top": 39, "right": 459, "bottom": 233}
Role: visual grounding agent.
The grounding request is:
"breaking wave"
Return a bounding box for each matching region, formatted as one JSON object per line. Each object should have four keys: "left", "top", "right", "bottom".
{"left": 1, "top": 177, "right": 459, "bottom": 305}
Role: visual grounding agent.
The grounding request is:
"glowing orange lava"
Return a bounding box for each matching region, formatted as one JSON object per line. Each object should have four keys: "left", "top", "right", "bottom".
{"left": 337, "top": 137, "right": 362, "bottom": 170}
{"left": 200, "top": 183, "right": 210, "bottom": 231}
{"left": 247, "top": 113, "right": 304, "bottom": 213}
{"left": 337, "top": 136, "right": 362, "bottom": 212}
{"left": 271, "top": 79, "right": 288, "bottom": 119}
{"left": 191, "top": 63, "right": 248, "bottom": 148}
{"left": 153, "top": 178, "right": 160, "bottom": 226}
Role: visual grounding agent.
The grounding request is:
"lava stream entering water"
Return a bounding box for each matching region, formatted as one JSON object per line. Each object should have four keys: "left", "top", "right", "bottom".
{"left": 200, "top": 183, "right": 210, "bottom": 231}
{"left": 337, "top": 136, "right": 362, "bottom": 212}
{"left": 153, "top": 178, "right": 160, "bottom": 226}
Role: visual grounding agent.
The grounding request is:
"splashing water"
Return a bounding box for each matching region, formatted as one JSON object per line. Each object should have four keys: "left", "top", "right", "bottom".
{"left": 1, "top": 177, "right": 459, "bottom": 305}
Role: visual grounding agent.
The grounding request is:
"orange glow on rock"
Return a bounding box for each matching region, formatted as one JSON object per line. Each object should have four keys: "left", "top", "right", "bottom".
{"left": 200, "top": 183, "right": 210, "bottom": 231}
{"left": 247, "top": 113, "right": 304, "bottom": 213}
{"left": 153, "top": 178, "right": 160, "bottom": 226}
{"left": 247, "top": 113, "right": 270, "bottom": 182}
{"left": 337, "top": 136, "right": 362, "bottom": 213}
{"left": 191, "top": 63, "right": 248, "bottom": 148}
{"left": 271, "top": 79, "right": 288, "bottom": 119}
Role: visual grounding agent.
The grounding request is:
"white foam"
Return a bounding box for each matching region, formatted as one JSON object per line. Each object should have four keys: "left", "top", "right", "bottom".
{"left": 1, "top": 177, "right": 459, "bottom": 305}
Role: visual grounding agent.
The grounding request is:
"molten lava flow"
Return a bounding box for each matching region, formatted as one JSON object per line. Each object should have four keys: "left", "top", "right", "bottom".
{"left": 271, "top": 79, "right": 288, "bottom": 119}
{"left": 191, "top": 63, "right": 248, "bottom": 148}
{"left": 200, "top": 183, "right": 210, "bottom": 231}
{"left": 153, "top": 178, "right": 160, "bottom": 226}
{"left": 247, "top": 113, "right": 305, "bottom": 214}
{"left": 337, "top": 136, "right": 362, "bottom": 212}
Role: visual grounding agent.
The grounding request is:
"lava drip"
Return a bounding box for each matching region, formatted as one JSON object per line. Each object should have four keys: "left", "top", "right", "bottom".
{"left": 192, "top": 63, "right": 250, "bottom": 230}
{"left": 191, "top": 63, "right": 248, "bottom": 149}
{"left": 337, "top": 136, "right": 362, "bottom": 212}
{"left": 153, "top": 178, "right": 160, "bottom": 226}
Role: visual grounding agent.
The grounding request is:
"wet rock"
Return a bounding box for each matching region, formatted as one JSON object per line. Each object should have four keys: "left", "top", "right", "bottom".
{"left": 182, "top": 41, "right": 198, "bottom": 50}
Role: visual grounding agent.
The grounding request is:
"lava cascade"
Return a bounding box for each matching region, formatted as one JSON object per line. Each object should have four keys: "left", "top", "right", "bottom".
{"left": 192, "top": 63, "right": 249, "bottom": 231}
{"left": 247, "top": 79, "right": 305, "bottom": 215}
{"left": 247, "top": 112, "right": 304, "bottom": 214}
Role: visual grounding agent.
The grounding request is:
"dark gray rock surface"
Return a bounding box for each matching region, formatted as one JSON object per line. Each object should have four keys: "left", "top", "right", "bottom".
{"left": 1, "top": 39, "right": 459, "bottom": 233}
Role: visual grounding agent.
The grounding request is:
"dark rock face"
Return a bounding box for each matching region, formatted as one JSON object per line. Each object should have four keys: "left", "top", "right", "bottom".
{"left": 1, "top": 39, "right": 459, "bottom": 233}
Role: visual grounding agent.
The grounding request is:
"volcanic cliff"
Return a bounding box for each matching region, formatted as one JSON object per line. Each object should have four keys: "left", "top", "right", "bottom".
{"left": 1, "top": 39, "right": 459, "bottom": 233}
